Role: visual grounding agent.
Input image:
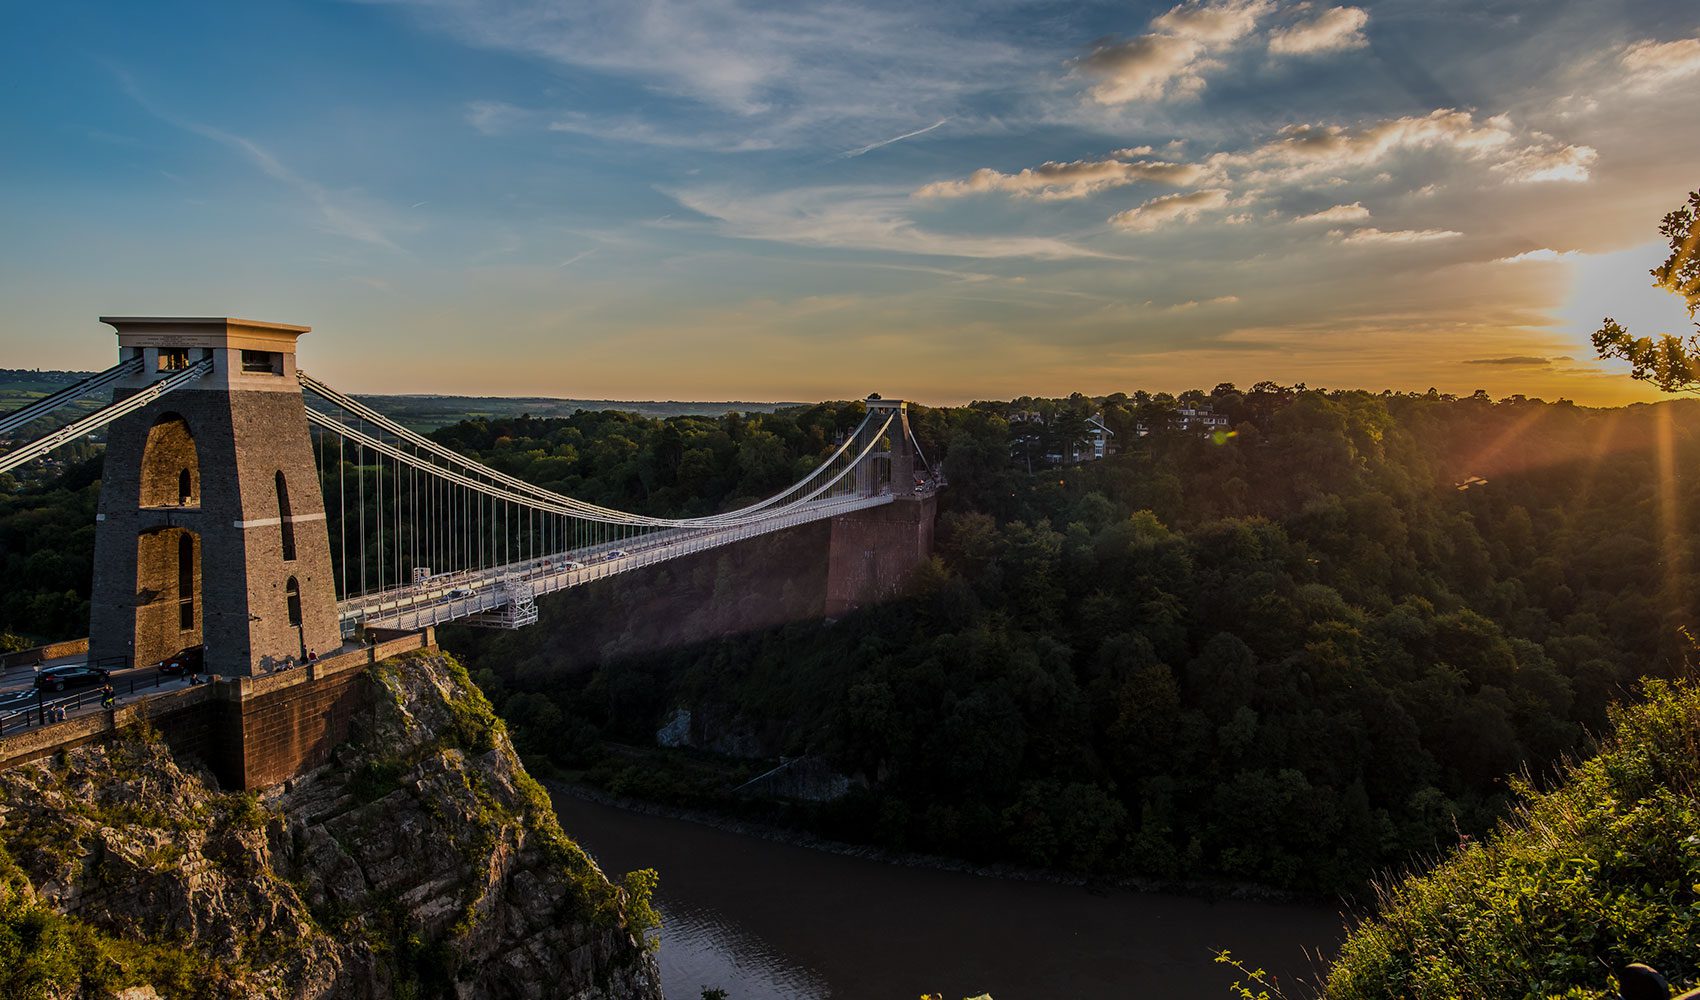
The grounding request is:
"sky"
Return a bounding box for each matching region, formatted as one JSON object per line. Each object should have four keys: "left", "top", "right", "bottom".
{"left": 1, "top": 0, "right": 1697, "bottom": 405}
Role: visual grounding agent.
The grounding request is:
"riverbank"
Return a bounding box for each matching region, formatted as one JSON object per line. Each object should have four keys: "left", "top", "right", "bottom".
{"left": 546, "top": 775, "right": 1350, "bottom": 908}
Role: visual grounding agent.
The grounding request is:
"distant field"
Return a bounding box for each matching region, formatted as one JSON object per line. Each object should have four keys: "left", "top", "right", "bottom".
{"left": 0, "top": 370, "right": 803, "bottom": 433}
{"left": 0, "top": 369, "right": 89, "bottom": 413}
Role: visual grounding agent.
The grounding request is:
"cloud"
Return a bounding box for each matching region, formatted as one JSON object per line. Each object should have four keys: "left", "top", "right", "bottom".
{"left": 1078, "top": 34, "right": 1215, "bottom": 103}
{"left": 915, "top": 157, "right": 1203, "bottom": 201}
{"left": 1491, "top": 142, "right": 1598, "bottom": 183}
{"left": 1160, "top": 295, "right": 1241, "bottom": 311}
{"left": 1109, "top": 188, "right": 1231, "bottom": 230}
{"left": 1235, "top": 110, "right": 1515, "bottom": 173}
{"left": 1268, "top": 7, "right": 1369, "bottom": 56}
{"left": 1152, "top": 0, "right": 1272, "bottom": 43}
{"left": 1077, "top": 0, "right": 1275, "bottom": 104}
{"left": 842, "top": 119, "right": 950, "bottom": 158}
{"left": 374, "top": 0, "right": 1030, "bottom": 149}
{"left": 668, "top": 185, "right": 1111, "bottom": 260}
{"left": 546, "top": 113, "right": 779, "bottom": 152}
{"left": 1622, "top": 37, "right": 1700, "bottom": 85}
{"left": 1292, "top": 202, "right": 1370, "bottom": 223}
{"left": 464, "top": 100, "right": 529, "bottom": 136}
{"left": 1463, "top": 356, "right": 1553, "bottom": 366}
{"left": 1210, "top": 109, "right": 1597, "bottom": 186}
{"left": 114, "top": 67, "right": 407, "bottom": 251}
{"left": 1496, "top": 248, "right": 1582, "bottom": 264}
{"left": 1330, "top": 227, "right": 1462, "bottom": 244}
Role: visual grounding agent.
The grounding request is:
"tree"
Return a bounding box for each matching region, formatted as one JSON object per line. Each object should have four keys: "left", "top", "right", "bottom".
{"left": 1594, "top": 186, "right": 1700, "bottom": 391}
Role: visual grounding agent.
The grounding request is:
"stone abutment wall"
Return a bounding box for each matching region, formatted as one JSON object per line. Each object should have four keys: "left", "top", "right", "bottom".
{"left": 0, "top": 630, "right": 434, "bottom": 790}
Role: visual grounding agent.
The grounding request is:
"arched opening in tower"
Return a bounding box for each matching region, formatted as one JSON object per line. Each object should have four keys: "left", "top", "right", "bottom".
{"left": 139, "top": 413, "right": 199, "bottom": 508}
{"left": 133, "top": 526, "right": 201, "bottom": 669}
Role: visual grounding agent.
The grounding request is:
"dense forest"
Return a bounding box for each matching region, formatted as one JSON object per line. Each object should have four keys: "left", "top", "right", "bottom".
{"left": 3, "top": 384, "right": 1698, "bottom": 897}
{"left": 431, "top": 385, "right": 1700, "bottom": 895}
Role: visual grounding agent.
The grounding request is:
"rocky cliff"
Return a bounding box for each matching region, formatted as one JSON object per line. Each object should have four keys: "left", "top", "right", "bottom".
{"left": 0, "top": 650, "right": 663, "bottom": 1000}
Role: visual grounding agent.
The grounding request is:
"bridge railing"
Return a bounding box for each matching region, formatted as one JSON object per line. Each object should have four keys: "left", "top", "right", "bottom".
{"left": 0, "top": 670, "right": 173, "bottom": 736}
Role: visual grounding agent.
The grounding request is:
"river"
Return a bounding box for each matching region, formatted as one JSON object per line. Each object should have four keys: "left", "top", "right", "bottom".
{"left": 554, "top": 791, "right": 1347, "bottom": 1000}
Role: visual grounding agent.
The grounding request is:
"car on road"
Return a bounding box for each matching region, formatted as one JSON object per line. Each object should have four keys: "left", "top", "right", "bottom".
{"left": 448, "top": 587, "right": 473, "bottom": 599}
{"left": 563, "top": 560, "right": 586, "bottom": 571}
{"left": 158, "top": 645, "right": 205, "bottom": 676}
{"left": 34, "top": 665, "right": 110, "bottom": 693}
{"left": 605, "top": 549, "right": 628, "bottom": 560}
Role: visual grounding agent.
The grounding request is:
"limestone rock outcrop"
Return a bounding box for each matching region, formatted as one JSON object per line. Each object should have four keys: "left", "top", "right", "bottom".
{"left": 0, "top": 650, "right": 662, "bottom": 1000}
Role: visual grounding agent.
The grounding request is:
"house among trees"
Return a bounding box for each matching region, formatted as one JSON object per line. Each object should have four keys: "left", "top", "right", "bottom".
{"left": 1135, "top": 402, "right": 1230, "bottom": 436}
{"left": 1083, "top": 414, "right": 1114, "bottom": 460}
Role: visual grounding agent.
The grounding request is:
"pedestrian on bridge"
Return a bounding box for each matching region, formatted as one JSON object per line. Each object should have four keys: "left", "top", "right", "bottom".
{"left": 100, "top": 683, "right": 115, "bottom": 711}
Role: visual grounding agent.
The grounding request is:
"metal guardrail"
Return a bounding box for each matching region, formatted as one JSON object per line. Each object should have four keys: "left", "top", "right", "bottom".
{"left": 0, "top": 669, "right": 171, "bottom": 736}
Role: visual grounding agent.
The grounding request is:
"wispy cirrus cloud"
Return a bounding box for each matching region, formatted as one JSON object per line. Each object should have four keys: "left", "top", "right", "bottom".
{"left": 113, "top": 67, "right": 410, "bottom": 251}
{"left": 842, "top": 119, "right": 951, "bottom": 158}
{"left": 1292, "top": 202, "right": 1370, "bottom": 224}
{"left": 1330, "top": 226, "right": 1462, "bottom": 245}
{"left": 1210, "top": 109, "right": 1597, "bottom": 187}
{"left": 371, "top": 0, "right": 1037, "bottom": 150}
{"left": 668, "top": 185, "right": 1112, "bottom": 260}
{"left": 914, "top": 157, "right": 1202, "bottom": 201}
{"left": 1496, "top": 248, "right": 1582, "bottom": 264}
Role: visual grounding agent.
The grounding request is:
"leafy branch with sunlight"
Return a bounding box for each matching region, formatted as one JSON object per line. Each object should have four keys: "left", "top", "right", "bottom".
{"left": 1595, "top": 188, "right": 1700, "bottom": 392}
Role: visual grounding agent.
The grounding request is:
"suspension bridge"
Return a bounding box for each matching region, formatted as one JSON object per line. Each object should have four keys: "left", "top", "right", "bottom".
{"left": 0, "top": 317, "right": 939, "bottom": 679}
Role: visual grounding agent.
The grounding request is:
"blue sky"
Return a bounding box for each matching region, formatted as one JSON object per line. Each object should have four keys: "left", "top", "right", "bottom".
{"left": 2, "top": 0, "right": 1697, "bottom": 403}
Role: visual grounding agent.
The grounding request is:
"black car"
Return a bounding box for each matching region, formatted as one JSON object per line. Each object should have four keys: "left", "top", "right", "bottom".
{"left": 158, "top": 645, "right": 205, "bottom": 676}
{"left": 34, "top": 665, "right": 110, "bottom": 692}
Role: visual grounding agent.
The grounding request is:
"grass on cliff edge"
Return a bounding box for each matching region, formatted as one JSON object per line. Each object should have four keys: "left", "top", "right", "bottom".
{"left": 1314, "top": 678, "right": 1700, "bottom": 1000}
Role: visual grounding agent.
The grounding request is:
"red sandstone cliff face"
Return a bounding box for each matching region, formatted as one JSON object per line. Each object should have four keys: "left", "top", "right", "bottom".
{"left": 0, "top": 651, "right": 662, "bottom": 1000}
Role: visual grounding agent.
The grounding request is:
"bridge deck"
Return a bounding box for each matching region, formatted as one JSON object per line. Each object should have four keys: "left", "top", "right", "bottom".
{"left": 341, "top": 490, "right": 904, "bottom": 633}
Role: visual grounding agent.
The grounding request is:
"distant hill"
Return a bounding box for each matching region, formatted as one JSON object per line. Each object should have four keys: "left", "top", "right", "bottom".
{"left": 0, "top": 369, "right": 803, "bottom": 433}
{"left": 355, "top": 394, "right": 808, "bottom": 432}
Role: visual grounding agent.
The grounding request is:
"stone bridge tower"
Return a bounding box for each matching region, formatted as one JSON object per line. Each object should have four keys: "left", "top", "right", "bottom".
{"left": 825, "top": 397, "right": 937, "bottom": 615}
{"left": 88, "top": 318, "right": 341, "bottom": 677}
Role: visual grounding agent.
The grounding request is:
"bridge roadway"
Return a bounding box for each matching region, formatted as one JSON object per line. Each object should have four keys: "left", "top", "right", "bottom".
{"left": 342, "top": 488, "right": 907, "bottom": 634}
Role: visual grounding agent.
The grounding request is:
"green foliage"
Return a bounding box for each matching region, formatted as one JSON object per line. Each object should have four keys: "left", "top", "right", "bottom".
{"left": 0, "top": 454, "right": 100, "bottom": 640}
{"left": 621, "top": 868, "right": 662, "bottom": 952}
{"left": 1595, "top": 186, "right": 1700, "bottom": 392}
{"left": 1323, "top": 679, "right": 1700, "bottom": 999}
{"left": 1215, "top": 950, "right": 1288, "bottom": 1000}
{"left": 441, "top": 388, "right": 1700, "bottom": 896}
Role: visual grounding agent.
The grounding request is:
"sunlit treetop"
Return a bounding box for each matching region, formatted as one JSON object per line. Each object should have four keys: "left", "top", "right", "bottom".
{"left": 1595, "top": 188, "right": 1700, "bottom": 393}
